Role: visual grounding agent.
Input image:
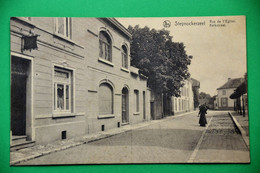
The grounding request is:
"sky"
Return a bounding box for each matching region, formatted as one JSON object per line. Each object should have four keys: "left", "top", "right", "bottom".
{"left": 116, "top": 16, "right": 247, "bottom": 96}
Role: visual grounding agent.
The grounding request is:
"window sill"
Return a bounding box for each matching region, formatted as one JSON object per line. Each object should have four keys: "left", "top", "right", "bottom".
{"left": 133, "top": 112, "right": 140, "bottom": 115}
{"left": 53, "top": 33, "right": 84, "bottom": 49}
{"left": 120, "top": 67, "right": 130, "bottom": 73}
{"left": 98, "top": 114, "right": 115, "bottom": 119}
{"left": 98, "top": 58, "right": 114, "bottom": 67}
{"left": 52, "top": 112, "right": 78, "bottom": 118}
{"left": 121, "top": 122, "right": 130, "bottom": 126}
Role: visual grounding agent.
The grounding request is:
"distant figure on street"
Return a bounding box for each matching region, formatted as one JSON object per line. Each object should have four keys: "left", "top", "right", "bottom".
{"left": 198, "top": 103, "right": 208, "bottom": 127}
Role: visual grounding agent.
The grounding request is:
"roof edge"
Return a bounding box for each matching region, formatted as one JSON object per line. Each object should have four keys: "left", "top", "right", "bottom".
{"left": 102, "top": 18, "right": 132, "bottom": 39}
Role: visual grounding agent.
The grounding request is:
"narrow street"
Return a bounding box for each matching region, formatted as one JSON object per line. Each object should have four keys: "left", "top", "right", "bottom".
{"left": 18, "top": 111, "right": 249, "bottom": 165}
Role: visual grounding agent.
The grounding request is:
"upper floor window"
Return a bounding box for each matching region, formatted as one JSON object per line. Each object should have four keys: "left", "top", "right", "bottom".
{"left": 181, "top": 88, "right": 185, "bottom": 96}
{"left": 122, "top": 45, "right": 128, "bottom": 68}
{"left": 175, "top": 98, "right": 177, "bottom": 111}
{"left": 55, "top": 17, "right": 71, "bottom": 39}
{"left": 22, "top": 17, "right": 31, "bottom": 21}
{"left": 99, "top": 31, "right": 112, "bottom": 62}
{"left": 222, "top": 90, "right": 226, "bottom": 95}
{"left": 54, "top": 67, "right": 73, "bottom": 113}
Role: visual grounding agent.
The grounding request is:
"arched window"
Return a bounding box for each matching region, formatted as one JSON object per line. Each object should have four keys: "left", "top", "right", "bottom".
{"left": 122, "top": 45, "right": 128, "bottom": 68}
{"left": 99, "top": 83, "right": 113, "bottom": 115}
{"left": 99, "top": 31, "right": 112, "bottom": 62}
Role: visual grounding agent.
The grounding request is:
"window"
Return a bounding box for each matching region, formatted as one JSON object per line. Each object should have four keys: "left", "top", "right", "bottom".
{"left": 221, "top": 98, "right": 228, "bottom": 107}
{"left": 122, "top": 45, "right": 128, "bottom": 68}
{"left": 23, "top": 17, "right": 31, "bottom": 21}
{"left": 99, "top": 83, "right": 113, "bottom": 115}
{"left": 175, "top": 98, "right": 177, "bottom": 111}
{"left": 54, "top": 67, "right": 73, "bottom": 113}
{"left": 99, "top": 31, "right": 112, "bottom": 62}
{"left": 222, "top": 90, "right": 226, "bottom": 95}
{"left": 134, "top": 90, "right": 139, "bottom": 112}
{"left": 55, "top": 17, "right": 71, "bottom": 39}
{"left": 179, "top": 99, "right": 181, "bottom": 111}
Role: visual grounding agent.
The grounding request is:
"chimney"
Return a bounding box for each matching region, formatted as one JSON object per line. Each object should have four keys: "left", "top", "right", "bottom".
{"left": 228, "top": 78, "right": 231, "bottom": 81}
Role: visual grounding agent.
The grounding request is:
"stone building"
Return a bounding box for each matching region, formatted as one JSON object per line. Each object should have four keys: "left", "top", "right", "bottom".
{"left": 191, "top": 78, "right": 200, "bottom": 110}
{"left": 172, "top": 79, "right": 194, "bottom": 114}
{"left": 10, "top": 17, "right": 150, "bottom": 149}
{"left": 215, "top": 78, "right": 244, "bottom": 110}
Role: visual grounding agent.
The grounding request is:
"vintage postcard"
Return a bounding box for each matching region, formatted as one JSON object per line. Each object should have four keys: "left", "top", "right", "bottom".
{"left": 10, "top": 16, "right": 249, "bottom": 165}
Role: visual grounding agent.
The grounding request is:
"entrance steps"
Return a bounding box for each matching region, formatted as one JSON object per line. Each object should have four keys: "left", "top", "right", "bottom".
{"left": 11, "top": 136, "right": 35, "bottom": 151}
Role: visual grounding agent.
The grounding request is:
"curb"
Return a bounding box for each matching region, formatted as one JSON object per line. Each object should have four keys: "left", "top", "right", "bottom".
{"left": 228, "top": 112, "right": 250, "bottom": 150}
{"left": 11, "top": 111, "right": 196, "bottom": 165}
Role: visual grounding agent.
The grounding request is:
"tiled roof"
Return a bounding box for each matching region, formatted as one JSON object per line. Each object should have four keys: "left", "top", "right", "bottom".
{"left": 217, "top": 78, "right": 244, "bottom": 90}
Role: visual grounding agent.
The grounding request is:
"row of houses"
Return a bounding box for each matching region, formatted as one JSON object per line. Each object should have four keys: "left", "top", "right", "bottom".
{"left": 172, "top": 79, "right": 195, "bottom": 114}
{"left": 10, "top": 17, "right": 197, "bottom": 149}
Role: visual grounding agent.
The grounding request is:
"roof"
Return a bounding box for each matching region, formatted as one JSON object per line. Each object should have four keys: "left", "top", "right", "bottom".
{"left": 101, "top": 18, "right": 132, "bottom": 39}
{"left": 217, "top": 78, "right": 244, "bottom": 90}
{"left": 191, "top": 78, "right": 200, "bottom": 87}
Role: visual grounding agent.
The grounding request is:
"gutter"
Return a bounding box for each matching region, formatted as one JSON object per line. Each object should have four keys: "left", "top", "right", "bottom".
{"left": 228, "top": 112, "right": 250, "bottom": 150}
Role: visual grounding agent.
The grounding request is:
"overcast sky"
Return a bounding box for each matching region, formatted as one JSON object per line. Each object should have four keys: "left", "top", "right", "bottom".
{"left": 116, "top": 16, "right": 247, "bottom": 96}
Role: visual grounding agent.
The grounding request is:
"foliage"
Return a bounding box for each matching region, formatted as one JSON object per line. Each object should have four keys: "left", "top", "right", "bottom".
{"left": 192, "top": 86, "right": 200, "bottom": 108}
{"left": 128, "top": 25, "right": 192, "bottom": 97}
{"left": 230, "top": 72, "right": 248, "bottom": 99}
{"left": 199, "top": 92, "right": 214, "bottom": 105}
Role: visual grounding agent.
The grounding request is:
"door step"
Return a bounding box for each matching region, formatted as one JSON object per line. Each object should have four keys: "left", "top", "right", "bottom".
{"left": 11, "top": 136, "right": 35, "bottom": 151}
{"left": 12, "top": 135, "right": 27, "bottom": 145}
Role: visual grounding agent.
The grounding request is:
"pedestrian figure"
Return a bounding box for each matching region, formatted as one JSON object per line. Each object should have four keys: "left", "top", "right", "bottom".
{"left": 198, "top": 104, "right": 208, "bottom": 127}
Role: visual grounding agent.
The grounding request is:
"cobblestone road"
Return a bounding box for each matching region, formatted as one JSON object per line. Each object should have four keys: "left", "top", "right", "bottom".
{"left": 193, "top": 112, "right": 250, "bottom": 163}
{"left": 18, "top": 111, "right": 250, "bottom": 165}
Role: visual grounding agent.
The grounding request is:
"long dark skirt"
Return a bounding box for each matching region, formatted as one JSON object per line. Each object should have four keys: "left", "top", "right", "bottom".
{"left": 199, "top": 113, "right": 207, "bottom": 126}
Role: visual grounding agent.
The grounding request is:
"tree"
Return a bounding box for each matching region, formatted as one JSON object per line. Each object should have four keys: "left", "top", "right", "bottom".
{"left": 128, "top": 25, "right": 192, "bottom": 97}
{"left": 199, "top": 92, "right": 216, "bottom": 108}
{"left": 199, "top": 92, "right": 212, "bottom": 104}
{"left": 192, "top": 86, "right": 200, "bottom": 108}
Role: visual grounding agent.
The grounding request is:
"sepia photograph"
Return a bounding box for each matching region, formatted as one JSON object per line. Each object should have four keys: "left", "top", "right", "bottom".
{"left": 10, "top": 16, "right": 249, "bottom": 165}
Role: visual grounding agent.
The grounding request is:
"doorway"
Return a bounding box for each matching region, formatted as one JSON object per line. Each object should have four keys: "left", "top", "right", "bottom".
{"left": 122, "top": 87, "right": 129, "bottom": 123}
{"left": 150, "top": 101, "right": 155, "bottom": 120}
{"left": 143, "top": 91, "right": 146, "bottom": 120}
{"left": 11, "top": 56, "right": 31, "bottom": 136}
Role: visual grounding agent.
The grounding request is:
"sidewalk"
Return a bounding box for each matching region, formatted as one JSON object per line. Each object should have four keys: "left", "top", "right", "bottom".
{"left": 10, "top": 111, "right": 195, "bottom": 165}
{"left": 228, "top": 111, "right": 249, "bottom": 149}
{"left": 230, "top": 111, "right": 249, "bottom": 136}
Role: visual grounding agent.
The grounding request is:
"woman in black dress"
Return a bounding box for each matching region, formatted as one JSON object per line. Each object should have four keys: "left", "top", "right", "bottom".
{"left": 198, "top": 104, "right": 208, "bottom": 126}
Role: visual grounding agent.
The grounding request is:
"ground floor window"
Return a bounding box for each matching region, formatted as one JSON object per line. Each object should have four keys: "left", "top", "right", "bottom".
{"left": 54, "top": 67, "right": 73, "bottom": 113}
{"left": 99, "top": 83, "right": 113, "bottom": 115}
{"left": 221, "top": 97, "right": 228, "bottom": 107}
{"left": 134, "top": 90, "right": 139, "bottom": 112}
